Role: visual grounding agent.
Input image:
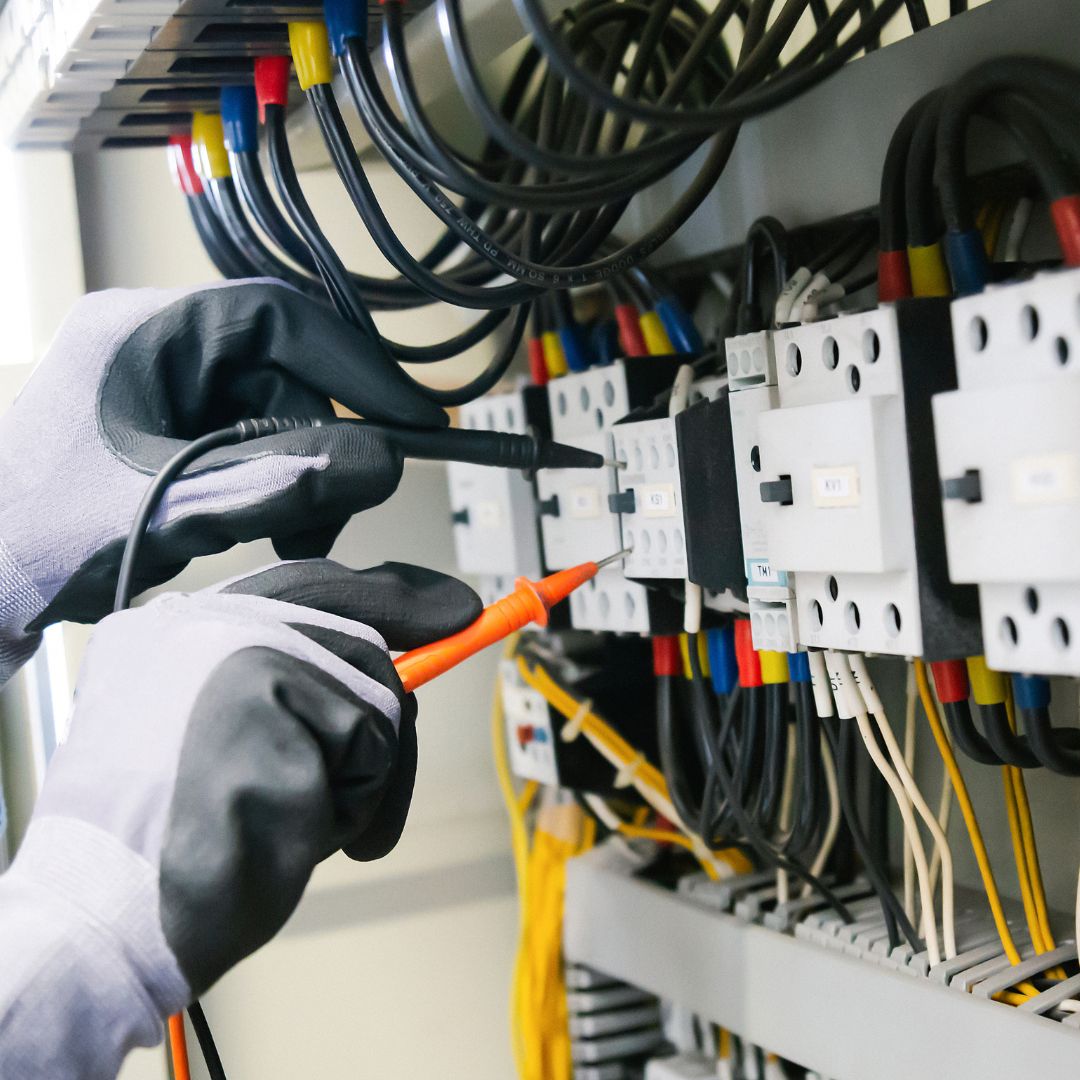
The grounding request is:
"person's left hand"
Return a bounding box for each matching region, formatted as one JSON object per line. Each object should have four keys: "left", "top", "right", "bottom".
{"left": 0, "top": 279, "right": 446, "bottom": 686}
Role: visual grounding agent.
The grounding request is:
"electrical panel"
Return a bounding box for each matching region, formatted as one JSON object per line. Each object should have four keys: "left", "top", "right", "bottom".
{"left": 756, "top": 302, "right": 980, "bottom": 659}
{"left": 933, "top": 267, "right": 1080, "bottom": 676}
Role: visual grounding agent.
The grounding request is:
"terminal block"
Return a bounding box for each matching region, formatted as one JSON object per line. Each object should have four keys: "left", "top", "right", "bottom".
{"left": 756, "top": 301, "right": 979, "bottom": 659}
{"left": 610, "top": 416, "right": 688, "bottom": 582}
{"left": 727, "top": 330, "right": 798, "bottom": 651}
{"left": 447, "top": 389, "right": 546, "bottom": 599}
{"left": 535, "top": 358, "right": 682, "bottom": 633}
{"left": 933, "top": 267, "right": 1080, "bottom": 675}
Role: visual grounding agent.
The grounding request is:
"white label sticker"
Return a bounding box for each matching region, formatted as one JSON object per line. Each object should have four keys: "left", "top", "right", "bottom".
{"left": 749, "top": 559, "right": 779, "bottom": 584}
{"left": 811, "top": 466, "right": 860, "bottom": 508}
{"left": 568, "top": 485, "right": 602, "bottom": 518}
{"left": 1011, "top": 454, "right": 1080, "bottom": 505}
{"left": 475, "top": 501, "right": 502, "bottom": 530}
{"left": 638, "top": 484, "right": 677, "bottom": 518}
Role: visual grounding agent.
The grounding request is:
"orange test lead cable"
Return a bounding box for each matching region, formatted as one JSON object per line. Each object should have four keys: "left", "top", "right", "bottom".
{"left": 394, "top": 551, "right": 630, "bottom": 693}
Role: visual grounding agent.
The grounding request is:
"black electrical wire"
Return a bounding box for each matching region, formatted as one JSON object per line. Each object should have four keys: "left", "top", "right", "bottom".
{"left": 1021, "top": 706, "right": 1080, "bottom": 776}
{"left": 904, "top": 94, "right": 944, "bottom": 248}
{"left": 114, "top": 425, "right": 255, "bottom": 612}
{"left": 980, "top": 703, "right": 1041, "bottom": 769}
{"left": 822, "top": 718, "right": 919, "bottom": 951}
{"left": 187, "top": 193, "right": 250, "bottom": 280}
{"left": 686, "top": 638, "right": 854, "bottom": 921}
{"left": 935, "top": 60, "right": 1080, "bottom": 233}
{"left": 509, "top": 0, "right": 907, "bottom": 133}
{"left": 737, "top": 215, "right": 788, "bottom": 332}
{"left": 187, "top": 1002, "right": 227, "bottom": 1080}
{"left": 879, "top": 93, "right": 937, "bottom": 252}
{"left": 657, "top": 670, "right": 707, "bottom": 831}
{"left": 206, "top": 176, "right": 329, "bottom": 299}
{"left": 943, "top": 700, "right": 1003, "bottom": 766}
{"left": 784, "top": 682, "right": 825, "bottom": 858}
{"left": 904, "top": 0, "right": 930, "bottom": 32}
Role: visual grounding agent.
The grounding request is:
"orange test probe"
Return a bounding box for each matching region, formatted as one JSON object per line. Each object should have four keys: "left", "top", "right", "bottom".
{"left": 394, "top": 550, "right": 630, "bottom": 693}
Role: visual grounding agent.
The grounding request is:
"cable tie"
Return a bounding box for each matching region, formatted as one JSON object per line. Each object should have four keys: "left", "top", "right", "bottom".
{"left": 614, "top": 751, "right": 645, "bottom": 788}
{"left": 560, "top": 698, "right": 592, "bottom": 743}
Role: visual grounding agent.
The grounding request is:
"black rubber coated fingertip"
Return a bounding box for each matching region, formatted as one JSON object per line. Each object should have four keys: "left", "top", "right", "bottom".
{"left": 272, "top": 519, "right": 348, "bottom": 561}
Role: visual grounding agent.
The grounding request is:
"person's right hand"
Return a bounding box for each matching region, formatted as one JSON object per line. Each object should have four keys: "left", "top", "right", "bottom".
{"left": 0, "top": 279, "right": 445, "bottom": 686}
{"left": 0, "top": 559, "right": 480, "bottom": 1080}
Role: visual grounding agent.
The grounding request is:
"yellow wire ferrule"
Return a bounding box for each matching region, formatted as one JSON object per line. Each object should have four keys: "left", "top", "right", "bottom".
{"left": 288, "top": 21, "right": 334, "bottom": 90}
{"left": 639, "top": 310, "right": 675, "bottom": 355}
{"left": 967, "top": 655, "right": 1008, "bottom": 706}
{"left": 678, "top": 633, "right": 711, "bottom": 680}
{"left": 191, "top": 112, "right": 231, "bottom": 180}
{"left": 907, "top": 242, "right": 951, "bottom": 298}
{"left": 541, "top": 330, "right": 568, "bottom": 377}
{"left": 759, "top": 650, "right": 790, "bottom": 685}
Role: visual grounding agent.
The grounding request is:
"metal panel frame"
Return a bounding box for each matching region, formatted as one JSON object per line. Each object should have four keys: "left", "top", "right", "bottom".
{"left": 564, "top": 849, "right": 1080, "bottom": 1080}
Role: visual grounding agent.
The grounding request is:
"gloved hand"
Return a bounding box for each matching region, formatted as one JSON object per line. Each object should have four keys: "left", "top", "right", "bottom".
{"left": 0, "top": 279, "right": 446, "bottom": 686}
{"left": 0, "top": 559, "right": 481, "bottom": 1080}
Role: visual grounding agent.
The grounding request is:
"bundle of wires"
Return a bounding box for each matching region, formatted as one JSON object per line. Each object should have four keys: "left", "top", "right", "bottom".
{"left": 171, "top": 0, "right": 932, "bottom": 416}
{"left": 876, "top": 56, "right": 1080, "bottom": 300}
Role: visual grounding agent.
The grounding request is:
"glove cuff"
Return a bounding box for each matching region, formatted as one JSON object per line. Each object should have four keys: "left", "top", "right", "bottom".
{"left": 0, "top": 537, "right": 44, "bottom": 687}
{"left": 3, "top": 816, "right": 190, "bottom": 1044}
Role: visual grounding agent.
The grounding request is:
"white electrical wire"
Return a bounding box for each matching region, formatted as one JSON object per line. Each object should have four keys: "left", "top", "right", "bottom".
{"left": 801, "top": 651, "right": 842, "bottom": 898}
{"left": 799, "top": 282, "right": 846, "bottom": 323}
{"left": 848, "top": 653, "right": 956, "bottom": 960}
{"left": 902, "top": 665, "right": 917, "bottom": 923}
{"left": 669, "top": 364, "right": 702, "bottom": 635}
{"left": 825, "top": 650, "right": 941, "bottom": 966}
{"left": 1004, "top": 196, "right": 1034, "bottom": 264}
{"left": 773, "top": 266, "right": 813, "bottom": 325}
{"left": 801, "top": 731, "right": 841, "bottom": 898}
{"left": 775, "top": 724, "right": 798, "bottom": 904}
{"left": 790, "top": 271, "right": 831, "bottom": 322}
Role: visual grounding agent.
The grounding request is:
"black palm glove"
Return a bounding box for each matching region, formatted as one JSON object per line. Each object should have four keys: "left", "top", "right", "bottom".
{"left": 0, "top": 280, "right": 445, "bottom": 685}
{"left": 14, "top": 559, "right": 480, "bottom": 1031}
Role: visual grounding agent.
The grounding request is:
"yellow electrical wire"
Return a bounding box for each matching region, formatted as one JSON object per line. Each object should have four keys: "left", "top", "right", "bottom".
{"left": 516, "top": 655, "right": 751, "bottom": 878}
{"left": 1004, "top": 693, "right": 1057, "bottom": 951}
{"left": 913, "top": 660, "right": 1023, "bottom": 967}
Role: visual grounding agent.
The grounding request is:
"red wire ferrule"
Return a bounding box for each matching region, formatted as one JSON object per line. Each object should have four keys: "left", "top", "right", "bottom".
{"left": 1051, "top": 196, "right": 1080, "bottom": 267}
{"left": 734, "top": 619, "right": 763, "bottom": 689}
{"left": 652, "top": 636, "right": 682, "bottom": 678}
{"left": 166, "top": 135, "right": 203, "bottom": 197}
{"left": 615, "top": 303, "right": 648, "bottom": 358}
{"left": 254, "top": 56, "right": 291, "bottom": 122}
{"left": 930, "top": 659, "right": 969, "bottom": 705}
{"left": 527, "top": 338, "right": 549, "bottom": 386}
{"left": 877, "top": 249, "right": 912, "bottom": 302}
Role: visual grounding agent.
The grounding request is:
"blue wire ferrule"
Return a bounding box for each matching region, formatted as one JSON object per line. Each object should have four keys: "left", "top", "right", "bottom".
{"left": 558, "top": 324, "right": 591, "bottom": 372}
{"left": 706, "top": 626, "right": 738, "bottom": 696}
{"left": 220, "top": 86, "right": 258, "bottom": 154}
{"left": 656, "top": 296, "right": 704, "bottom": 354}
{"left": 944, "top": 228, "right": 990, "bottom": 296}
{"left": 787, "top": 651, "right": 811, "bottom": 684}
{"left": 590, "top": 321, "right": 619, "bottom": 366}
{"left": 1011, "top": 673, "right": 1051, "bottom": 711}
{"left": 324, "top": 0, "right": 367, "bottom": 55}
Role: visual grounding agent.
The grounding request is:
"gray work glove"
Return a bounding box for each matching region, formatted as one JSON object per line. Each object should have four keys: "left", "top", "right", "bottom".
{"left": 0, "top": 279, "right": 446, "bottom": 686}
{"left": 0, "top": 559, "right": 481, "bottom": 1080}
